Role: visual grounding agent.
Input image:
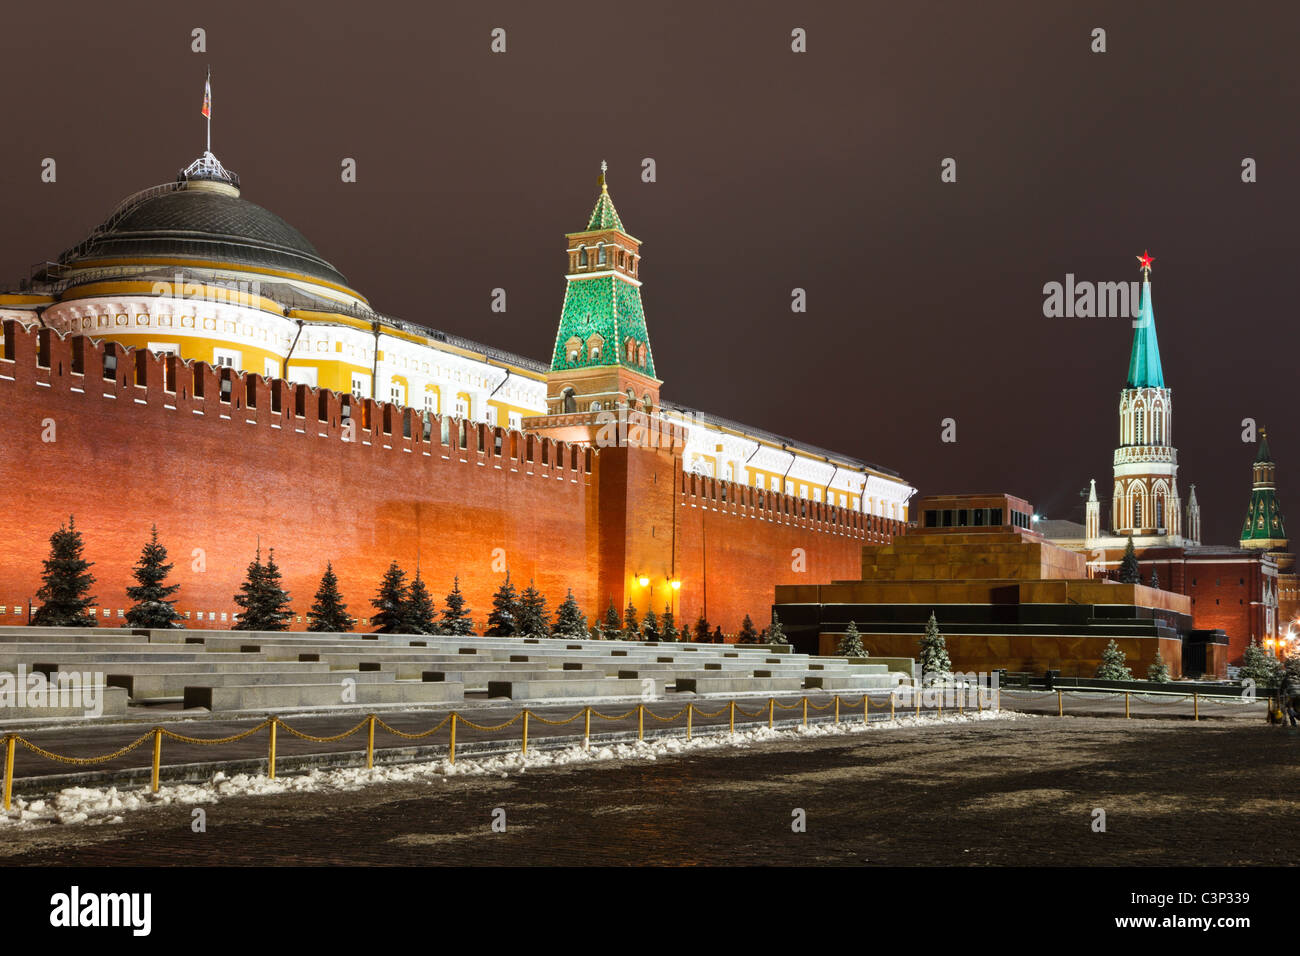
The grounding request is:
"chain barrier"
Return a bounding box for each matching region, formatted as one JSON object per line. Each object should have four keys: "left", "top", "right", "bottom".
{"left": 1, "top": 690, "right": 1001, "bottom": 810}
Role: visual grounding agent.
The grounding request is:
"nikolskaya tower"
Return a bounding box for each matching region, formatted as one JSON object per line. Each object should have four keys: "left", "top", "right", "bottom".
{"left": 1084, "top": 251, "right": 1201, "bottom": 548}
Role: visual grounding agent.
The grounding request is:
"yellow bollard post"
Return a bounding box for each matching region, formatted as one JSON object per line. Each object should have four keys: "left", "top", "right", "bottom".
{"left": 890, "top": 692, "right": 895, "bottom": 721}
{"left": 449, "top": 712, "right": 457, "bottom": 765}
{"left": 768, "top": 698, "right": 774, "bottom": 729}
{"left": 3, "top": 734, "right": 14, "bottom": 812}
{"left": 864, "top": 694, "right": 869, "bottom": 725}
{"left": 977, "top": 686, "right": 984, "bottom": 713}
{"left": 522, "top": 709, "right": 529, "bottom": 754}
{"left": 584, "top": 706, "right": 591, "bottom": 748}
{"left": 687, "top": 703, "right": 693, "bottom": 741}
{"left": 268, "top": 717, "right": 278, "bottom": 781}
{"left": 1194, "top": 693, "right": 1199, "bottom": 721}
{"left": 915, "top": 686, "right": 921, "bottom": 717}
{"left": 729, "top": 700, "right": 735, "bottom": 736}
{"left": 834, "top": 696, "right": 840, "bottom": 724}
{"left": 996, "top": 685, "right": 1001, "bottom": 712}
{"left": 958, "top": 687, "right": 964, "bottom": 715}
{"left": 1057, "top": 690, "right": 1063, "bottom": 718}
{"left": 366, "top": 715, "right": 375, "bottom": 770}
{"left": 638, "top": 704, "right": 644, "bottom": 741}
{"left": 151, "top": 728, "right": 162, "bottom": 793}
{"left": 802, "top": 696, "right": 808, "bottom": 727}
{"left": 1125, "top": 692, "right": 1130, "bottom": 719}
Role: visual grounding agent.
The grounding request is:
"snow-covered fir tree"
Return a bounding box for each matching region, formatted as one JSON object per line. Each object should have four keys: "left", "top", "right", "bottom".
{"left": 370, "top": 561, "right": 410, "bottom": 634}
{"left": 124, "top": 525, "right": 180, "bottom": 629}
{"left": 1096, "top": 639, "right": 1133, "bottom": 680}
{"left": 918, "top": 612, "right": 951, "bottom": 680}
{"left": 405, "top": 572, "right": 439, "bottom": 634}
{"left": 1146, "top": 649, "right": 1171, "bottom": 683}
{"left": 233, "top": 547, "right": 292, "bottom": 631}
{"left": 552, "top": 589, "right": 587, "bottom": 639}
{"left": 736, "top": 613, "right": 760, "bottom": 644}
{"left": 1239, "top": 638, "right": 1281, "bottom": 686}
{"left": 661, "top": 605, "right": 679, "bottom": 642}
{"left": 693, "top": 615, "right": 711, "bottom": 644}
{"left": 31, "top": 516, "right": 97, "bottom": 628}
{"left": 642, "top": 606, "right": 660, "bottom": 641}
{"left": 439, "top": 576, "right": 475, "bottom": 635}
{"left": 602, "top": 599, "right": 622, "bottom": 638}
{"left": 485, "top": 571, "right": 522, "bottom": 636}
{"left": 517, "top": 580, "right": 550, "bottom": 638}
{"left": 836, "top": 621, "right": 864, "bottom": 657}
{"left": 623, "top": 599, "right": 640, "bottom": 640}
{"left": 1119, "top": 537, "right": 1140, "bottom": 584}
{"left": 306, "top": 562, "right": 355, "bottom": 632}
{"left": 768, "top": 611, "right": 789, "bottom": 646}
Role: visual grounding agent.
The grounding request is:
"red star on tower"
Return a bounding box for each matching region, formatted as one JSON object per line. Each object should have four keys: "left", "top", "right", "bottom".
{"left": 1136, "top": 250, "right": 1155, "bottom": 275}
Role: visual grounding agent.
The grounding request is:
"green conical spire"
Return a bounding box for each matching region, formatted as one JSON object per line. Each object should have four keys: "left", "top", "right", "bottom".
{"left": 586, "top": 162, "right": 624, "bottom": 231}
{"left": 1256, "top": 431, "right": 1273, "bottom": 464}
{"left": 1127, "top": 275, "right": 1165, "bottom": 389}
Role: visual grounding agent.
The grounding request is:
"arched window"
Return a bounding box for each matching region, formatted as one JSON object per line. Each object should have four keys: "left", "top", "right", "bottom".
{"left": 590, "top": 344, "right": 601, "bottom": 361}
{"left": 626, "top": 388, "right": 636, "bottom": 409}
{"left": 637, "top": 344, "right": 646, "bottom": 366}
{"left": 562, "top": 387, "right": 576, "bottom": 414}
{"left": 597, "top": 244, "right": 606, "bottom": 265}
{"left": 1133, "top": 493, "right": 1143, "bottom": 529}
{"left": 1156, "top": 494, "right": 1165, "bottom": 529}
{"left": 1134, "top": 408, "right": 1145, "bottom": 444}
{"left": 1153, "top": 407, "right": 1162, "bottom": 444}
{"left": 578, "top": 246, "right": 587, "bottom": 267}
{"left": 590, "top": 400, "right": 602, "bottom": 412}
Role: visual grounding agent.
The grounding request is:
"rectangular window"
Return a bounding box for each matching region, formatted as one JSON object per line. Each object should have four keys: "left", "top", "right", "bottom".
{"left": 390, "top": 383, "right": 405, "bottom": 406}
{"left": 264, "top": 357, "right": 279, "bottom": 380}
{"left": 989, "top": 508, "right": 1003, "bottom": 526}
{"left": 508, "top": 411, "right": 523, "bottom": 431}
{"left": 973, "top": 508, "right": 986, "bottom": 527}
{"left": 925, "top": 510, "right": 938, "bottom": 528}
{"left": 424, "top": 390, "right": 439, "bottom": 414}
{"left": 219, "top": 372, "right": 232, "bottom": 404}
{"left": 103, "top": 350, "right": 118, "bottom": 382}
{"left": 351, "top": 373, "right": 370, "bottom": 400}
{"left": 213, "top": 348, "right": 241, "bottom": 370}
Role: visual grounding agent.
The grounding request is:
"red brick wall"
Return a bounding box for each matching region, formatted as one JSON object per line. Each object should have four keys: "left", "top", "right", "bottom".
{"left": 0, "top": 325, "right": 899, "bottom": 634}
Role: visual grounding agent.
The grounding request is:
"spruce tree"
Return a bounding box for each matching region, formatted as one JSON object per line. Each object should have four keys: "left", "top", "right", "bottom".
{"left": 306, "top": 562, "right": 355, "bottom": 632}
{"left": 661, "top": 605, "right": 679, "bottom": 642}
{"left": 642, "top": 606, "right": 660, "bottom": 641}
{"left": 1096, "top": 639, "right": 1133, "bottom": 680}
{"left": 1146, "top": 649, "right": 1172, "bottom": 683}
{"left": 836, "top": 621, "right": 864, "bottom": 657}
{"left": 406, "top": 572, "right": 439, "bottom": 634}
{"left": 737, "top": 613, "right": 760, "bottom": 644}
{"left": 31, "top": 516, "right": 97, "bottom": 628}
{"left": 918, "top": 612, "right": 951, "bottom": 680}
{"left": 371, "top": 560, "right": 410, "bottom": 634}
{"left": 1239, "top": 638, "right": 1281, "bottom": 686}
{"left": 233, "top": 547, "right": 292, "bottom": 631}
{"left": 623, "top": 599, "right": 640, "bottom": 640}
{"left": 693, "top": 615, "right": 710, "bottom": 643}
{"left": 440, "top": 576, "right": 476, "bottom": 635}
{"left": 517, "top": 579, "right": 550, "bottom": 638}
{"left": 552, "top": 589, "right": 587, "bottom": 639}
{"left": 1119, "top": 537, "right": 1141, "bottom": 584}
{"left": 602, "top": 599, "right": 622, "bottom": 638}
{"left": 485, "top": 571, "right": 521, "bottom": 636}
{"left": 768, "top": 611, "right": 790, "bottom": 647}
{"left": 124, "top": 525, "right": 180, "bottom": 629}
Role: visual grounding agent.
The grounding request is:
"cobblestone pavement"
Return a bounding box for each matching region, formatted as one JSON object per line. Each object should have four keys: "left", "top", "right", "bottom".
{"left": 3, "top": 716, "right": 1296, "bottom": 866}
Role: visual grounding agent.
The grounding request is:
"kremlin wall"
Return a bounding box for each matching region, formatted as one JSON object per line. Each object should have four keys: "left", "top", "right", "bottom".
{"left": 0, "top": 154, "right": 910, "bottom": 631}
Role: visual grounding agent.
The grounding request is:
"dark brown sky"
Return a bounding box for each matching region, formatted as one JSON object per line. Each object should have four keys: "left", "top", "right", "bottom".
{"left": 2, "top": 0, "right": 1297, "bottom": 545}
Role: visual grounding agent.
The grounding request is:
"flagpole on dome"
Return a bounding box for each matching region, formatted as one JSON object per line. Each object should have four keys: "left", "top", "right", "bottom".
{"left": 202, "top": 66, "right": 212, "bottom": 156}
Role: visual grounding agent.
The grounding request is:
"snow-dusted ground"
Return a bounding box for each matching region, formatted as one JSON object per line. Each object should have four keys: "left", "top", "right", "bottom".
{"left": 0, "top": 709, "right": 1026, "bottom": 830}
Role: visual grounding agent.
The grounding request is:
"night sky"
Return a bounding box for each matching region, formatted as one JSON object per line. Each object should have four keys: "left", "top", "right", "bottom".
{"left": 2, "top": 0, "right": 1296, "bottom": 545}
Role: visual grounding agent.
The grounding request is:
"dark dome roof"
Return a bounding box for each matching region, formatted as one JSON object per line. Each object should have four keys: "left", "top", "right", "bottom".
{"left": 61, "top": 185, "right": 351, "bottom": 289}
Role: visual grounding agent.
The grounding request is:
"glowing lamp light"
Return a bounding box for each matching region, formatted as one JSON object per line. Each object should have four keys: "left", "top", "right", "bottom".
{"left": 670, "top": 580, "right": 681, "bottom": 590}
{"left": 638, "top": 576, "right": 650, "bottom": 587}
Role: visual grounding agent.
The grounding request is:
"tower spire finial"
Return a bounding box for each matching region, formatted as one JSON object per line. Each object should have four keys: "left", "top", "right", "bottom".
{"left": 1136, "top": 248, "right": 1154, "bottom": 279}
{"left": 599, "top": 159, "right": 608, "bottom": 191}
